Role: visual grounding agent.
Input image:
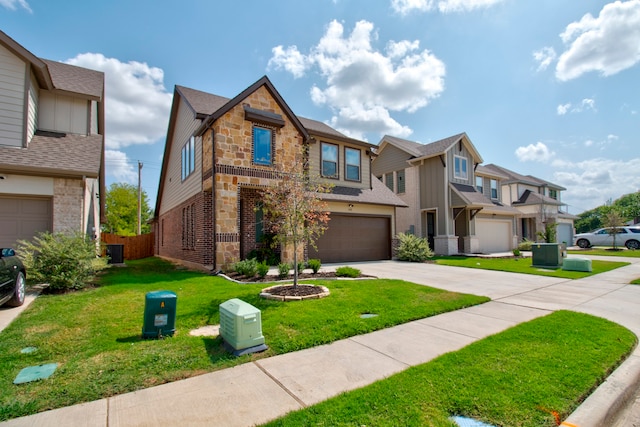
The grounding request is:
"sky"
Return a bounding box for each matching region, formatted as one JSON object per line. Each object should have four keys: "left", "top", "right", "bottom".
{"left": 2, "top": 0, "right": 639, "bottom": 214}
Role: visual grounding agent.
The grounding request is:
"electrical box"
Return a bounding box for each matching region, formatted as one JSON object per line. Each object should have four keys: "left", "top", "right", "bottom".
{"left": 219, "top": 298, "right": 267, "bottom": 355}
{"left": 531, "top": 243, "right": 563, "bottom": 268}
{"left": 142, "top": 290, "right": 177, "bottom": 339}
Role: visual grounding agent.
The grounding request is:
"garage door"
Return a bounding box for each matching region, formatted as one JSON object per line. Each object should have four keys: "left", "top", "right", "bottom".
{"left": 0, "top": 196, "right": 52, "bottom": 248}
{"left": 557, "top": 223, "right": 573, "bottom": 246}
{"left": 476, "top": 219, "right": 512, "bottom": 253}
{"left": 310, "top": 214, "right": 391, "bottom": 263}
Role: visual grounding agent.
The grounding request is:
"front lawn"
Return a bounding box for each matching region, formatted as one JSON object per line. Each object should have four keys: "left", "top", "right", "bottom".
{"left": 434, "top": 256, "right": 628, "bottom": 278}
{"left": 0, "top": 257, "right": 487, "bottom": 421}
{"left": 568, "top": 248, "right": 640, "bottom": 258}
{"left": 264, "top": 311, "right": 637, "bottom": 427}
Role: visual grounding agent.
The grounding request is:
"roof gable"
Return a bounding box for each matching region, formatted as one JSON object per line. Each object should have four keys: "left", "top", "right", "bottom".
{"left": 378, "top": 132, "right": 483, "bottom": 164}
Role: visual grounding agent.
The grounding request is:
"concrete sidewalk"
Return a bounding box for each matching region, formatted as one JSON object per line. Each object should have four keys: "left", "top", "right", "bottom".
{"left": 2, "top": 256, "right": 640, "bottom": 426}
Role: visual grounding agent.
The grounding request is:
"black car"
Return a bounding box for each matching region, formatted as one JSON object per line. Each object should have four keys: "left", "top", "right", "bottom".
{"left": 0, "top": 248, "right": 26, "bottom": 307}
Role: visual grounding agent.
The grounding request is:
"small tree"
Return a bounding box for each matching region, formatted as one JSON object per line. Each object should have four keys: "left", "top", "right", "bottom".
{"left": 604, "top": 209, "right": 625, "bottom": 250}
{"left": 537, "top": 221, "right": 557, "bottom": 243}
{"left": 260, "top": 164, "right": 332, "bottom": 288}
{"left": 105, "top": 183, "right": 153, "bottom": 235}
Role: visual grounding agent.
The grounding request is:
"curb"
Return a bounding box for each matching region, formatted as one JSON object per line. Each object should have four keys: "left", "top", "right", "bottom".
{"left": 563, "top": 352, "right": 640, "bottom": 427}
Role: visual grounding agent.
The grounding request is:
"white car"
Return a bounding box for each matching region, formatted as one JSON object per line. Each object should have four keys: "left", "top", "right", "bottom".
{"left": 573, "top": 226, "right": 640, "bottom": 250}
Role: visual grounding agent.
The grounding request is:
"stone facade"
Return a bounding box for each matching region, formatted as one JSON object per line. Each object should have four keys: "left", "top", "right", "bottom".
{"left": 53, "top": 178, "right": 84, "bottom": 234}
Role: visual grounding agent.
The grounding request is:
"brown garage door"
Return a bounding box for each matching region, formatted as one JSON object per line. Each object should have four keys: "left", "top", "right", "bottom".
{"left": 0, "top": 196, "right": 52, "bottom": 248}
{"left": 310, "top": 214, "right": 391, "bottom": 263}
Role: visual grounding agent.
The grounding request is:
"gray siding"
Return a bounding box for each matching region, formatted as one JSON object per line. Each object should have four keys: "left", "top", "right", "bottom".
{"left": 310, "top": 138, "right": 370, "bottom": 190}
{"left": 0, "top": 43, "right": 26, "bottom": 146}
{"left": 371, "top": 144, "right": 412, "bottom": 176}
{"left": 39, "top": 92, "right": 89, "bottom": 134}
{"left": 419, "top": 157, "right": 448, "bottom": 233}
{"left": 159, "top": 96, "right": 202, "bottom": 215}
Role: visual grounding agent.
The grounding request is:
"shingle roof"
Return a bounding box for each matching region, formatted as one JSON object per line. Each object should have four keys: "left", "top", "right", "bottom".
{"left": 321, "top": 177, "right": 408, "bottom": 207}
{"left": 0, "top": 132, "right": 103, "bottom": 177}
{"left": 43, "top": 59, "right": 103, "bottom": 100}
{"left": 450, "top": 183, "right": 520, "bottom": 215}
{"left": 176, "top": 85, "right": 229, "bottom": 116}
{"left": 484, "top": 164, "right": 565, "bottom": 190}
{"left": 513, "top": 189, "right": 563, "bottom": 207}
{"left": 475, "top": 164, "right": 509, "bottom": 179}
{"left": 381, "top": 132, "right": 481, "bottom": 163}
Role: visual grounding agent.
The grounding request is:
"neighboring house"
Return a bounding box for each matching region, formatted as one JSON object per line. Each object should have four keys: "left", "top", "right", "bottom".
{"left": 481, "top": 164, "right": 577, "bottom": 245}
{"left": 372, "top": 133, "right": 520, "bottom": 255}
{"left": 0, "top": 30, "right": 105, "bottom": 248}
{"left": 153, "top": 76, "right": 406, "bottom": 271}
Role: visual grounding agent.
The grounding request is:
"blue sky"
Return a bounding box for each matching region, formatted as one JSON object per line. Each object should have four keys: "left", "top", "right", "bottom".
{"left": 2, "top": 0, "right": 639, "bottom": 213}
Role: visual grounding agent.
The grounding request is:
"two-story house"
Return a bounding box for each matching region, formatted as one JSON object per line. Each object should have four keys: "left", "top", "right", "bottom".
{"left": 372, "top": 133, "right": 520, "bottom": 255}
{"left": 481, "top": 164, "right": 577, "bottom": 245}
{"left": 0, "top": 30, "right": 105, "bottom": 249}
{"left": 153, "top": 76, "right": 405, "bottom": 271}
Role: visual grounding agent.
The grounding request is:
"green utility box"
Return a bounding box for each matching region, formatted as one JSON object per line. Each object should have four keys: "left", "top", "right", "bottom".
{"left": 142, "top": 290, "right": 177, "bottom": 339}
{"left": 532, "top": 243, "right": 564, "bottom": 268}
{"left": 219, "top": 298, "right": 267, "bottom": 356}
{"left": 562, "top": 257, "right": 592, "bottom": 272}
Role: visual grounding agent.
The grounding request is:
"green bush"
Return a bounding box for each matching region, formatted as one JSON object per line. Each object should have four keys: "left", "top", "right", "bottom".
{"left": 396, "top": 232, "right": 433, "bottom": 262}
{"left": 233, "top": 258, "right": 258, "bottom": 277}
{"left": 512, "top": 248, "right": 521, "bottom": 257}
{"left": 307, "top": 258, "right": 321, "bottom": 274}
{"left": 297, "top": 261, "right": 305, "bottom": 273}
{"left": 335, "top": 266, "right": 361, "bottom": 278}
{"left": 277, "top": 262, "right": 290, "bottom": 278}
{"left": 17, "top": 231, "right": 108, "bottom": 292}
{"left": 257, "top": 260, "right": 270, "bottom": 278}
{"left": 518, "top": 239, "right": 533, "bottom": 251}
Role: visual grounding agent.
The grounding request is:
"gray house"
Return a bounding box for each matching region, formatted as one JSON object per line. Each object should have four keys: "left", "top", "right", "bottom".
{"left": 0, "top": 30, "right": 105, "bottom": 248}
{"left": 372, "top": 133, "right": 520, "bottom": 255}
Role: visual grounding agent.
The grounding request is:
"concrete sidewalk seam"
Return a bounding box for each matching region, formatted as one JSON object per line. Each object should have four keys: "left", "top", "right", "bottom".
{"left": 253, "top": 361, "right": 308, "bottom": 409}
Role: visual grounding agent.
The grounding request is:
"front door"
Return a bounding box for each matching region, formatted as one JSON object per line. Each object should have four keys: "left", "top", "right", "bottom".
{"left": 426, "top": 212, "right": 435, "bottom": 251}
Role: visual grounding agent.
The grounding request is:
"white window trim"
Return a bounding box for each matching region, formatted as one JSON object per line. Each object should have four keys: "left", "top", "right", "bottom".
{"left": 454, "top": 155, "right": 468, "bottom": 180}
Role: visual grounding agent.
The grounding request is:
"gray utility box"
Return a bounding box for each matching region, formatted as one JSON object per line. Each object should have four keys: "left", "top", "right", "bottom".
{"left": 142, "top": 290, "right": 177, "bottom": 339}
{"left": 532, "top": 243, "right": 564, "bottom": 268}
{"left": 219, "top": 298, "right": 267, "bottom": 356}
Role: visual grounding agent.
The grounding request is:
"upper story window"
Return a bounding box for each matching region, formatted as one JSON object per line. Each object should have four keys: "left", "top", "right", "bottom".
{"left": 549, "top": 189, "right": 558, "bottom": 200}
{"left": 397, "top": 169, "right": 405, "bottom": 194}
{"left": 454, "top": 155, "right": 468, "bottom": 180}
{"left": 385, "top": 173, "right": 394, "bottom": 191}
{"left": 181, "top": 136, "right": 195, "bottom": 181}
{"left": 321, "top": 142, "right": 338, "bottom": 178}
{"left": 475, "top": 176, "right": 483, "bottom": 194}
{"left": 490, "top": 179, "right": 498, "bottom": 199}
{"left": 253, "top": 126, "right": 273, "bottom": 166}
{"left": 345, "top": 147, "right": 361, "bottom": 181}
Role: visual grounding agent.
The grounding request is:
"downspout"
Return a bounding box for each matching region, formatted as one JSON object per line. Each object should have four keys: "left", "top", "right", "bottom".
{"left": 211, "top": 129, "right": 217, "bottom": 272}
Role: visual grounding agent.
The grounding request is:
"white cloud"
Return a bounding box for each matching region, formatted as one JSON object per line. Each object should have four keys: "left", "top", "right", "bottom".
{"left": 65, "top": 53, "right": 172, "bottom": 150}
{"left": 268, "top": 20, "right": 445, "bottom": 139}
{"left": 556, "top": 0, "right": 640, "bottom": 81}
{"left": 390, "top": 0, "right": 503, "bottom": 14}
{"left": 515, "top": 142, "right": 555, "bottom": 163}
{"left": 557, "top": 103, "right": 571, "bottom": 115}
{"left": 0, "top": 0, "right": 31, "bottom": 12}
{"left": 553, "top": 157, "right": 640, "bottom": 211}
{"left": 533, "top": 47, "right": 557, "bottom": 72}
{"left": 104, "top": 150, "right": 137, "bottom": 183}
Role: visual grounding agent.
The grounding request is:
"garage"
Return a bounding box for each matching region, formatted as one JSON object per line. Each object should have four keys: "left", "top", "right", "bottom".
{"left": 0, "top": 196, "right": 52, "bottom": 248}
{"left": 310, "top": 214, "right": 391, "bottom": 263}
{"left": 475, "top": 218, "right": 512, "bottom": 253}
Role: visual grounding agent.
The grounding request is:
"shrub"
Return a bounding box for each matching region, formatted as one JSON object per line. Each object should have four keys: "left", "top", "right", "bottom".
{"left": 17, "top": 231, "right": 108, "bottom": 292}
{"left": 512, "top": 248, "right": 521, "bottom": 257}
{"left": 233, "top": 258, "right": 258, "bottom": 278}
{"left": 277, "top": 262, "right": 290, "bottom": 278}
{"left": 335, "top": 266, "right": 361, "bottom": 278}
{"left": 396, "top": 232, "right": 433, "bottom": 262}
{"left": 307, "top": 258, "right": 321, "bottom": 274}
{"left": 297, "top": 261, "right": 306, "bottom": 273}
{"left": 257, "top": 260, "right": 270, "bottom": 278}
{"left": 518, "top": 238, "right": 533, "bottom": 251}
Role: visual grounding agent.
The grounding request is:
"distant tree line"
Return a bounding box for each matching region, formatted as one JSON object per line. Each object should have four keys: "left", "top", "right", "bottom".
{"left": 575, "top": 191, "right": 640, "bottom": 233}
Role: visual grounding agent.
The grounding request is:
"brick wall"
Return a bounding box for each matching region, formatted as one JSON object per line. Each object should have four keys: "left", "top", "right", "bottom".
{"left": 53, "top": 178, "right": 83, "bottom": 233}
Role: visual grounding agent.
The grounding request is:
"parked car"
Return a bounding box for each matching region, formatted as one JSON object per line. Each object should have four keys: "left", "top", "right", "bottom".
{"left": 573, "top": 226, "right": 640, "bottom": 250}
{"left": 0, "top": 248, "right": 26, "bottom": 307}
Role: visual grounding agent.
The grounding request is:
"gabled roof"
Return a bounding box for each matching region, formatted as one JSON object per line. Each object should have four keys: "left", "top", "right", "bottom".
{"left": 513, "top": 189, "right": 563, "bottom": 207}
{"left": 321, "top": 176, "right": 408, "bottom": 207}
{"left": 176, "top": 85, "right": 229, "bottom": 119}
{"left": 449, "top": 183, "right": 520, "bottom": 215}
{"left": 475, "top": 164, "right": 509, "bottom": 180}
{"left": 483, "top": 164, "right": 566, "bottom": 190}
{"left": 378, "top": 132, "right": 483, "bottom": 164}
{"left": 43, "top": 59, "right": 103, "bottom": 101}
{"left": 299, "top": 117, "right": 375, "bottom": 149}
{"left": 0, "top": 30, "right": 52, "bottom": 89}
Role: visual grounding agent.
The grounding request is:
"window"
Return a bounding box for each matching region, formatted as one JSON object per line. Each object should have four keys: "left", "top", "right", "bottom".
{"left": 345, "top": 147, "right": 361, "bottom": 181}
{"left": 475, "top": 176, "right": 483, "bottom": 194}
{"left": 490, "top": 179, "right": 498, "bottom": 199}
{"left": 253, "top": 126, "right": 273, "bottom": 165}
{"left": 385, "top": 173, "right": 394, "bottom": 191}
{"left": 397, "top": 169, "right": 405, "bottom": 193}
{"left": 181, "top": 136, "right": 195, "bottom": 181}
{"left": 549, "top": 189, "right": 558, "bottom": 200}
{"left": 454, "top": 155, "right": 467, "bottom": 180}
{"left": 321, "top": 142, "right": 338, "bottom": 178}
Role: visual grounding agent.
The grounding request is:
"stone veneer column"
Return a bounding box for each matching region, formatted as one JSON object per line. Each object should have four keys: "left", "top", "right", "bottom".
{"left": 434, "top": 235, "right": 459, "bottom": 255}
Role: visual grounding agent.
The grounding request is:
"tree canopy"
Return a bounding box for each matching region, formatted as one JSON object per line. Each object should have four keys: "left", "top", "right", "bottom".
{"left": 575, "top": 191, "right": 640, "bottom": 233}
{"left": 104, "top": 183, "right": 153, "bottom": 235}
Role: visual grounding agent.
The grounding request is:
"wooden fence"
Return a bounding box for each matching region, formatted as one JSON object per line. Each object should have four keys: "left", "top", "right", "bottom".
{"left": 101, "top": 233, "right": 155, "bottom": 261}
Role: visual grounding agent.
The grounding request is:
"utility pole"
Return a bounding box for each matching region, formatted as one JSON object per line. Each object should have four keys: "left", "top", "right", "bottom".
{"left": 138, "top": 161, "right": 143, "bottom": 235}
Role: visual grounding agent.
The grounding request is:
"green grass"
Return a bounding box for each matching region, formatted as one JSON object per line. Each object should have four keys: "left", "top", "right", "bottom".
{"left": 631, "top": 278, "right": 640, "bottom": 285}
{"left": 434, "top": 256, "right": 629, "bottom": 278}
{"left": 0, "top": 257, "right": 487, "bottom": 421}
{"left": 568, "top": 248, "right": 640, "bottom": 257}
{"left": 263, "top": 311, "right": 637, "bottom": 427}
